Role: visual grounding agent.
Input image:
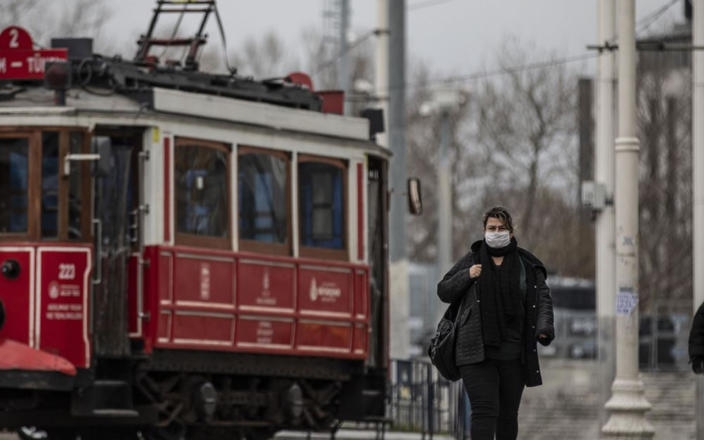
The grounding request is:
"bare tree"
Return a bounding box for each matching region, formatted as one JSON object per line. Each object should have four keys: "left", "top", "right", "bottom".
{"left": 405, "top": 38, "right": 590, "bottom": 277}
{"left": 636, "top": 47, "right": 692, "bottom": 315}
{"left": 0, "top": 0, "right": 42, "bottom": 31}
{"left": 227, "top": 31, "right": 298, "bottom": 79}
{"left": 300, "top": 25, "right": 375, "bottom": 101}
{"left": 406, "top": 61, "right": 474, "bottom": 263}
{"left": 208, "top": 25, "right": 374, "bottom": 99}
{"left": 0, "top": 0, "right": 112, "bottom": 52}
{"left": 474, "top": 39, "right": 578, "bottom": 246}
{"left": 298, "top": 26, "right": 338, "bottom": 90}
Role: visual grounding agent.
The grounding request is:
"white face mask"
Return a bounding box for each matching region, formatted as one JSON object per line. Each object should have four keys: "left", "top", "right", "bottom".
{"left": 485, "top": 230, "right": 511, "bottom": 248}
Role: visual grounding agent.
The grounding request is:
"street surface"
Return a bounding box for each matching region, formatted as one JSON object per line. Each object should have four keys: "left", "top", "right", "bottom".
{"left": 0, "top": 430, "right": 453, "bottom": 440}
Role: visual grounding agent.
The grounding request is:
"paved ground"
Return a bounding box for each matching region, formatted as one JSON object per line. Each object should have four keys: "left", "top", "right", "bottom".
{"left": 276, "top": 430, "right": 452, "bottom": 440}
{"left": 518, "top": 358, "right": 696, "bottom": 440}
{"left": 0, "top": 430, "right": 452, "bottom": 440}
{"left": 0, "top": 358, "right": 695, "bottom": 439}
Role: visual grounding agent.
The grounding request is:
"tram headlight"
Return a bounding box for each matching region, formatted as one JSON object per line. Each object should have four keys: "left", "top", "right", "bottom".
{"left": 1, "top": 259, "right": 20, "bottom": 279}
{"left": 44, "top": 62, "right": 72, "bottom": 90}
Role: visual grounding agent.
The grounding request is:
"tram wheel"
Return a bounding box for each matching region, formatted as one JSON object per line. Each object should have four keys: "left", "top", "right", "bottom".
{"left": 76, "top": 428, "right": 141, "bottom": 440}
{"left": 141, "top": 424, "right": 186, "bottom": 440}
{"left": 245, "top": 427, "right": 276, "bottom": 440}
{"left": 42, "top": 429, "right": 78, "bottom": 440}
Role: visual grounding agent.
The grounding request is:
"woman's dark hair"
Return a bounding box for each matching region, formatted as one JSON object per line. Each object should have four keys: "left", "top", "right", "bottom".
{"left": 482, "top": 206, "right": 514, "bottom": 232}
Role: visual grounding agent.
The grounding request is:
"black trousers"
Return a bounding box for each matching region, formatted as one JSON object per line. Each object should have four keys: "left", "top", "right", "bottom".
{"left": 459, "top": 359, "right": 525, "bottom": 440}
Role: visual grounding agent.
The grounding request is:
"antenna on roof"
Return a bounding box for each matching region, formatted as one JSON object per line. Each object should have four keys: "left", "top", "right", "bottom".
{"left": 134, "top": 0, "right": 216, "bottom": 71}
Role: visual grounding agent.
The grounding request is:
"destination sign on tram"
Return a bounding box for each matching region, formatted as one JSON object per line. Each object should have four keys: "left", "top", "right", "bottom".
{"left": 0, "top": 26, "right": 67, "bottom": 80}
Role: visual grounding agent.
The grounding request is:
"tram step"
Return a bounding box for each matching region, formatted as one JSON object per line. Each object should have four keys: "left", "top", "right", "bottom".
{"left": 71, "top": 380, "right": 135, "bottom": 416}
{"left": 91, "top": 408, "right": 140, "bottom": 418}
{"left": 93, "top": 380, "right": 134, "bottom": 409}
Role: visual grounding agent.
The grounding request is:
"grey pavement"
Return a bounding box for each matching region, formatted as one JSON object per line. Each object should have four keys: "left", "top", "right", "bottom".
{"left": 276, "top": 431, "right": 454, "bottom": 440}
{"left": 0, "top": 429, "right": 455, "bottom": 440}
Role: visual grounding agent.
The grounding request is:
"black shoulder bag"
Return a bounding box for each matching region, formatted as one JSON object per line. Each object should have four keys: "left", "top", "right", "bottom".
{"left": 427, "top": 293, "right": 467, "bottom": 381}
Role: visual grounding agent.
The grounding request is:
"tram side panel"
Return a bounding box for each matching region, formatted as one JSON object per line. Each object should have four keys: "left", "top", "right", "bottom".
{"left": 139, "top": 246, "right": 369, "bottom": 360}
{"left": 125, "top": 125, "right": 388, "bottom": 424}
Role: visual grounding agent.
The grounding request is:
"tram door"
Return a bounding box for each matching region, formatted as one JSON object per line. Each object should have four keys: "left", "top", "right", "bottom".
{"left": 92, "top": 130, "right": 143, "bottom": 356}
{"left": 367, "top": 156, "right": 388, "bottom": 369}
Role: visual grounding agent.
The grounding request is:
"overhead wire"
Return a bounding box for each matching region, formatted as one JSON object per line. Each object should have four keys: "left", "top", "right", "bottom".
{"left": 314, "top": 30, "right": 375, "bottom": 76}
{"left": 408, "top": 0, "right": 457, "bottom": 11}
{"left": 398, "top": 0, "right": 682, "bottom": 94}
{"left": 350, "top": 52, "right": 599, "bottom": 99}
{"left": 426, "top": 53, "right": 598, "bottom": 88}
{"left": 209, "top": 0, "right": 681, "bottom": 93}
{"left": 599, "top": 0, "right": 681, "bottom": 46}
{"left": 315, "top": 0, "right": 456, "bottom": 77}
{"left": 636, "top": 0, "right": 680, "bottom": 36}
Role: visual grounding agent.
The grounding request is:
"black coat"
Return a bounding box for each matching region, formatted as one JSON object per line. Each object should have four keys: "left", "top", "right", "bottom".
{"left": 436, "top": 240, "right": 554, "bottom": 387}
{"left": 689, "top": 302, "right": 704, "bottom": 360}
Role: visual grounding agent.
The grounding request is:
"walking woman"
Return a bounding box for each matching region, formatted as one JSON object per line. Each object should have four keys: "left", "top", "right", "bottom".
{"left": 437, "top": 206, "right": 554, "bottom": 440}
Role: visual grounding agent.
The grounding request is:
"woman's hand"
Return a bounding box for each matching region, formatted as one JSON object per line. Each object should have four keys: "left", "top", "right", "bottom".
{"left": 468, "top": 264, "right": 482, "bottom": 279}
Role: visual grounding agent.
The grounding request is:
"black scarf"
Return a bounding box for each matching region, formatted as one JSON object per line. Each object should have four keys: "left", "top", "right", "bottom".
{"left": 477, "top": 237, "right": 523, "bottom": 347}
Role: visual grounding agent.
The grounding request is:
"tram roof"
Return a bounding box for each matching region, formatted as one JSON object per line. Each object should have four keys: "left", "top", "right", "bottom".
{"left": 0, "top": 37, "right": 389, "bottom": 154}
{"left": 0, "top": 84, "right": 390, "bottom": 157}
{"left": 0, "top": 86, "right": 142, "bottom": 112}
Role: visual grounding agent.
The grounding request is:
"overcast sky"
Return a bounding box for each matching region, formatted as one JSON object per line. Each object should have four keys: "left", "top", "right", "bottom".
{"left": 76, "top": 0, "right": 686, "bottom": 83}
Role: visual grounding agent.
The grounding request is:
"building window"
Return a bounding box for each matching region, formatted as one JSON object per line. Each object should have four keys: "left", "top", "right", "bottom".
{"left": 238, "top": 147, "right": 290, "bottom": 254}
{"left": 175, "top": 138, "right": 230, "bottom": 249}
{"left": 298, "top": 156, "right": 346, "bottom": 259}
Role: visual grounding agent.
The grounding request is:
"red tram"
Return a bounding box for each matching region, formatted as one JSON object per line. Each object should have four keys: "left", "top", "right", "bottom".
{"left": 0, "top": 7, "right": 395, "bottom": 439}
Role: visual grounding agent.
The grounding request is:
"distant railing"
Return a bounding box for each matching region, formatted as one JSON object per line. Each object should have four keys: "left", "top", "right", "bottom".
{"left": 388, "top": 358, "right": 468, "bottom": 438}
{"left": 638, "top": 312, "right": 691, "bottom": 371}
{"left": 546, "top": 308, "right": 692, "bottom": 371}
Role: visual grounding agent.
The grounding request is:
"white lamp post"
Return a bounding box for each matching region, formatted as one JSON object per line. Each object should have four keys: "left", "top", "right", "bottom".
{"left": 601, "top": 1, "right": 654, "bottom": 437}
{"left": 421, "top": 88, "right": 466, "bottom": 321}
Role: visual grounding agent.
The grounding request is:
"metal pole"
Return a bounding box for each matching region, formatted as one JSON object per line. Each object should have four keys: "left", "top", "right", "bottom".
{"left": 693, "top": 0, "right": 704, "bottom": 437}
{"left": 595, "top": 0, "right": 617, "bottom": 428}
{"left": 427, "top": 364, "right": 434, "bottom": 439}
{"left": 438, "top": 112, "right": 452, "bottom": 285}
{"left": 601, "top": 0, "right": 653, "bottom": 437}
{"left": 375, "top": 0, "right": 389, "bottom": 150}
{"left": 387, "top": 0, "right": 410, "bottom": 360}
{"left": 339, "top": 0, "right": 350, "bottom": 115}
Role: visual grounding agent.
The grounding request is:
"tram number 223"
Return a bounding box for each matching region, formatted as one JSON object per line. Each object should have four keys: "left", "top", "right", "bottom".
{"left": 58, "top": 264, "right": 76, "bottom": 280}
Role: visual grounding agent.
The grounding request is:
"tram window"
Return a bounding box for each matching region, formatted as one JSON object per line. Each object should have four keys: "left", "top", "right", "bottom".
{"left": 175, "top": 139, "right": 230, "bottom": 248}
{"left": 41, "top": 132, "right": 59, "bottom": 238}
{"left": 0, "top": 138, "right": 29, "bottom": 233}
{"left": 238, "top": 149, "right": 289, "bottom": 252}
{"left": 298, "top": 157, "right": 346, "bottom": 257}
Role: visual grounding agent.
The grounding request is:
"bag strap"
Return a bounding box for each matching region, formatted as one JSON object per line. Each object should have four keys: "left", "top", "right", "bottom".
{"left": 457, "top": 251, "right": 479, "bottom": 325}
{"left": 454, "top": 291, "right": 468, "bottom": 324}
{"left": 453, "top": 254, "right": 477, "bottom": 323}
{"left": 447, "top": 251, "right": 478, "bottom": 323}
